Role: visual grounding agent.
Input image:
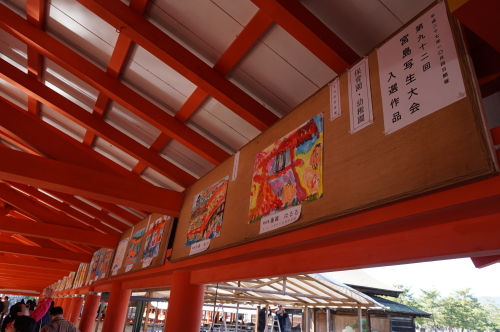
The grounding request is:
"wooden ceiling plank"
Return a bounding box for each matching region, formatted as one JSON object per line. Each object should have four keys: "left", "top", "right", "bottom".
{"left": 0, "top": 5, "right": 229, "bottom": 165}
{"left": 0, "top": 216, "right": 119, "bottom": 248}
{"left": 250, "top": 0, "right": 359, "bottom": 73}
{"left": 0, "top": 62, "right": 197, "bottom": 188}
{"left": 132, "top": 10, "right": 273, "bottom": 175}
{"left": 0, "top": 241, "right": 92, "bottom": 262}
{"left": 471, "top": 254, "right": 500, "bottom": 268}
{"left": 76, "top": 0, "right": 279, "bottom": 132}
{"left": 0, "top": 264, "right": 69, "bottom": 277}
{"left": 6, "top": 182, "right": 120, "bottom": 235}
{"left": 0, "top": 147, "right": 183, "bottom": 216}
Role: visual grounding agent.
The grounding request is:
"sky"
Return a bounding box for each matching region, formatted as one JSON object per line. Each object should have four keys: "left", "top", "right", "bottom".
{"left": 362, "top": 258, "right": 500, "bottom": 298}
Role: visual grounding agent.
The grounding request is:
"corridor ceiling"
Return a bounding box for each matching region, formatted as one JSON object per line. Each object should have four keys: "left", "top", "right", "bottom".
{"left": 0, "top": 0, "right": 455, "bottom": 293}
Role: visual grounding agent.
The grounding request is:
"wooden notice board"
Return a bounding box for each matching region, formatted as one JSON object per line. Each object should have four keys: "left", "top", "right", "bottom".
{"left": 170, "top": 1, "right": 497, "bottom": 262}
{"left": 110, "top": 213, "right": 174, "bottom": 277}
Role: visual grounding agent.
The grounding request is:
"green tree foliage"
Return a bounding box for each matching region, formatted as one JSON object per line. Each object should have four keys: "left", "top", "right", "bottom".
{"left": 386, "top": 286, "right": 499, "bottom": 332}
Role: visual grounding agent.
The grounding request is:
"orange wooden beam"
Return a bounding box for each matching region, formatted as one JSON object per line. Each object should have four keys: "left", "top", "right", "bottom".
{"left": 0, "top": 264, "right": 72, "bottom": 277}
{"left": 6, "top": 182, "right": 120, "bottom": 235}
{"left": 121, "top": 274, "right": 172, "bottom": 290}
{"left": 26, "top": 0, "right": 46, "bottom": 117}
{"left": 0, "top": 216, "right": 119, "bottom": 248}
{"left": 0, "top": 241, "right": 92, "bottom": 262}
{"left": 453, "top": 0, "right": 500, "bottom": 53}
{"left": 133, "top": 10, "right": 274, "bottom": 175}
{"left": 0, "top": 5, "right": 229, "bottom": 165}
{"left": 0, "top": 182, "right": 91, "bottom": 230}
{"left": 83, "top": 0, "right": 150, "bottom": 147}
{"left": 0, "top": 97, "right": 155, "bottom": 185}
{"left": 470, "top": 254, "right": 500, "bottom": 268}
{"left": 250, "top": 0, "right": 359, "bottom": 73}
{"left": 0, "top": 147, "right": 183, "bottom": 216}
{"left": 0, "top": 255, "right": 77, "bottom": 271}
{"left": 76, "top": 0, "right": 279, "bottom": 132}
{"left": 0, "top": 61, "right": 196, "bottom": 188}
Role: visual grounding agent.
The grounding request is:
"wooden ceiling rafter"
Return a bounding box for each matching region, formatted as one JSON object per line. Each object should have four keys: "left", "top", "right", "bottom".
{"left": 6, "top": 182, "right": 120, "bottom": 235}
{"left": 250, "top": 0, "right": 359, "bottom": 73}
{"left": 83, "top": 0, "right": 150, "bottom": 148}
{"left": 0, "top": 255, "right": 77, "bottom": 272}
{"left": 0, "top": 241, "right": 92, "bottom": 262}
{"left": 76, "top": 0, "right": 280, "bottom": 132}
{"left": 0, "top": 4, "right": 230, "bottom": 166}
{"left": 0, "top": 59, "right": 197, "bottom": 189}
{"left": 0, "top": 146, "right": 184, "bottom": 216}
{"left": 132, "top": 9, "right": 274, "bottom": 175}
{"left": 26, "top": 0, "right": 46, "bottom": 117}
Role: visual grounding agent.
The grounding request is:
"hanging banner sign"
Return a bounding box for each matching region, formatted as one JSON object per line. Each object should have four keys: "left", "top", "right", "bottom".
{"left": 329, "top": 78, "right": 341, "bottom": 121}
{"left": 348, "top": 58, "right": 374, "bottom": 133}
{"left": 189, "top": 239, "right": 211, "bottom": 255}
{"left": 231, "top": 151, "right": 240, "bottom": 181}
{"left": 377, "top": 1, "right": 466, "bottom": 135}
{"left": 259, "top": 205, "right": 302, "bottom": 234}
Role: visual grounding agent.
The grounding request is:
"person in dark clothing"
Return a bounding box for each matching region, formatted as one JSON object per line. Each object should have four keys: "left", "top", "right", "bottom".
{"left": 2, "top": 304, "right": 23, "bottom": 332}
{"left": 35, "top": 301, "right": 54, "bottom": 331}
{"left": 6, "top": 316, "right": 36, "bottom": 332}
{"left": 275, "top": 305, "right": 288, "bottom": 332}
{"left": 257, "top": 307, "right": 267, "bottom": 332}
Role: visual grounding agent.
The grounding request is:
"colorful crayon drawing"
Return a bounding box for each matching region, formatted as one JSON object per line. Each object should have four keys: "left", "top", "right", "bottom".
{"left": 85, "top": 249, "right": 101, "bottom": 285}
{"left": 185, "top": 177, "right": 229, "bottom": 246}
{"left": 248, "top": 113, "right": 324, "bottom": 223}
{"left": 74, "top": 263, "right": 88, "bottom": 289}
{"left": 95, "top": 249, "right": 114, "bottom": 280}
{"left": 142, "top": 215, "right": 169, "bottom": 265}
{"left": 111, "top": 239, "right": 128, "bottom": 275}
{"left": 65, "top": 272, "right": 76, "bottom": 290}
{"left": 124, "top": 228, "right": 145, "bottom": 268}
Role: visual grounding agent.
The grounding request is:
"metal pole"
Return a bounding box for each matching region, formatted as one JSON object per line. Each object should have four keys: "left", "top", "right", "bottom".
{"left": 326, "top": 308, "right": 331, "bottom": 332}
{"left": 235, "top": 303, "right": 240, "bottom": 331}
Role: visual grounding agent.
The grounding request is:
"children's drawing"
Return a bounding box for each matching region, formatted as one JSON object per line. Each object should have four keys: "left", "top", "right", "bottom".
{"left": 124, "top": 228, "right": 145, "bottom": 268}
{"left": 95, "top": 248, "right": 114, "bottom": 280}
{"left": 111, "top": 239, "right": 129, "bottom": 275}
{"left": 248, "top": 113, "right": 324, "bottom": 223}
{"left": 85, "top": 249, "right": 101, "bottom": 285}
{"left": 142, "top": 215, "right": 169, "bottom": 267}
{"left": 65, "top": 272, "right": 76, "bottom": 290}
{"left": 74, "top": 263, "right": 88, "bottom": 289}
{"left": 185, "top": 177, "right": 229, "bottom": 246}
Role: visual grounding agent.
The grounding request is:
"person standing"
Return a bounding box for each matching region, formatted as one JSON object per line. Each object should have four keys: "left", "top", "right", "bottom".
{"left": 257, "top": 306, "right": 267, "bottom": 332}
{"left": 1, "top": 297, "right": 10, "bottom": 325}
{"left": 275, "top": 305, "right": 289, "bottom": 332}
{"left": 40, "top": 307, "right": 79, "bottom": 332}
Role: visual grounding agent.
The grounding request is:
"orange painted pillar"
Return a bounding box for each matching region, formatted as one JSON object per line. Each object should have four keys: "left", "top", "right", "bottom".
{"left": 60, "top": 296, "right": 71, "bottom": 313}
{"left": 79, "top": 292, "right": 101, "bottom": 332}
{"left": 101, "top": 282, "right": 131, "bottom": 332}
{"left": 164, "top": 270, "right": 205, "bottom": 332}
{"left": 68, "top": 295, "right": 84, "bottom": 324}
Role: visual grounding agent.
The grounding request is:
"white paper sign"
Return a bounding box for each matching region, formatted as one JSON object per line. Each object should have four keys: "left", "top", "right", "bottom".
{"left": 125, "top": 264, "right": 133, "bottom": 272}
{"left": 231, "top": 151, "right": 240, "bottom": 181}
{"left": 329, "top": 78, "right": 341, "bottom": 121}
{"left": 377, "top": 1, "right": 466, "bottom": 134}
{"left": 348, "top": 58, "right": 374, "bottom": 133}
{"left": 259, "top": 205, "right": 302, "bottom": 234}
{"left": 189, "top": 239, "right": 210, "bottom": 255}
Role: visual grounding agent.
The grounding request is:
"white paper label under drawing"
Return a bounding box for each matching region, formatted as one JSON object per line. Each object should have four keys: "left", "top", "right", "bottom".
{"left": 125, "top": 264, "right": 133, "bottom": 272}
{"left": 260, "top": 205, "right": 302, "bottom": 234}
{"left": 377, "top": 1, "right": 466, "bottom": 135}
{"left": 348, "top": 58, "right": 374, "bottom": 133}
{"left": 142, "top": 257, "right": 153, "bottom": 268}
{"left": 231, "top": 151, "right": 240, "bottom": 181}
{"left": 329, "top": 78, "right": 341, "bottom": 121}
{"left": 189, "top": 239, "right": 210, "bottom": 255}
